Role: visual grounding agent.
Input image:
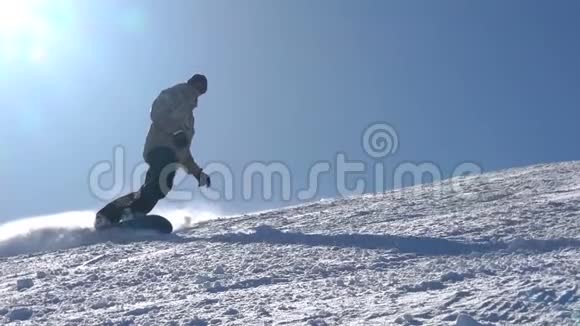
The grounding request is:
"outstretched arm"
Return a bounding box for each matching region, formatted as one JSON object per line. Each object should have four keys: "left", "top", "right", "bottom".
{"left": 181, "top": 151, "right": 210, "bottom": 187}
{"left": 182, "top": 150, "right": 202, "bottom": 178}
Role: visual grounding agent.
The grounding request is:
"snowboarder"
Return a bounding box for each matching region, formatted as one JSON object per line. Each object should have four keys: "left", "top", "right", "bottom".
{"left": 95, "top": 74, "right": 211, "bottom": 229}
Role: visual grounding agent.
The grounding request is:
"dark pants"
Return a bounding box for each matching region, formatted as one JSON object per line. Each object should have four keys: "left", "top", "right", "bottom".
{"left": 97, "top": 147, "right": 178, "bottom": 223}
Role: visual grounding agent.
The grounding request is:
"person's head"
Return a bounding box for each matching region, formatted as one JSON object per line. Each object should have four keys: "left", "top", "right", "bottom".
{"left": 187, "top": 74, "right": 207, "bottom": 95}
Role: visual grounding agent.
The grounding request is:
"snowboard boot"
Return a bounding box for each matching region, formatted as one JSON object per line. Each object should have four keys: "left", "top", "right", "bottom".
{"left": 119, "top": 208, "right": 138, "bottom": 223}
{"left": 94, "top": 212, "right": 115, "bottom": 230}
{"left": 95, "top": 208, "right": 135, "bottom": 230}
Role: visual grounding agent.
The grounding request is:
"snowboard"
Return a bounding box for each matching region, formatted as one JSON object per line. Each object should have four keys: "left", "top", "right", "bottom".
{"left": 117, "top": 214, "right": 173, "bottom": 234}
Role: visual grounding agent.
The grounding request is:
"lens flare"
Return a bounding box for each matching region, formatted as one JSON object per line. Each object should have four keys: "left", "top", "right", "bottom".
{"left": 28, "top": 43, "right": 47, "bottom": 63}
{"left": 120, "top": 6, "right": 147, "bottom": 34}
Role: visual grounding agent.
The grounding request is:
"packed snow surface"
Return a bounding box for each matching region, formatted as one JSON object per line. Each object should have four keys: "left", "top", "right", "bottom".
{"left": 0, "top": 162, "right": 579, "bottom": 325}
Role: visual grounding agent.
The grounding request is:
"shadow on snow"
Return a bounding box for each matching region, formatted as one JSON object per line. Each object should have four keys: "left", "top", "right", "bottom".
{"left": 1, "top": 224, "right": 578, "bottom": 258}
{"left": 205, "top": 225, "right": 580, "bottom": 256}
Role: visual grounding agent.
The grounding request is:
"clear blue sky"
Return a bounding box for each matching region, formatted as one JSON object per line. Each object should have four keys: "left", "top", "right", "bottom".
{"left": 1, "top": 0, "right": 579, "bottom": 221}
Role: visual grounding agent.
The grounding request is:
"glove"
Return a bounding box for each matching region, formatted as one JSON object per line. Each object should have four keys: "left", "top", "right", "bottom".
{"left": 172, "top": 130, "right": 189, "bottom": 149}
{"left": 198, "top": 170, "right": 211, "bottom": 188}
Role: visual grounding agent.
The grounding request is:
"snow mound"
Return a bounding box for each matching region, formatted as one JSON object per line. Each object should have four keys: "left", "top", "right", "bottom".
{"left": 0, "top": 161, "right": 579, "bottom": 325}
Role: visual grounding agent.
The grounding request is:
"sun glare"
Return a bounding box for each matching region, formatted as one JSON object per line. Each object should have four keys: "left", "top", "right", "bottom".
{"left": 0, "top": 0, "right": 65, "bottom": 65}
{"left": 0, "top": 1, "right": 34, "bottom": 32}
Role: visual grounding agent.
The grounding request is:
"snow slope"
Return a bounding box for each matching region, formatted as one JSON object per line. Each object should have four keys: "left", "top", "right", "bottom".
{"left": 0, "top": 162, "right": 579, "bottom": 325}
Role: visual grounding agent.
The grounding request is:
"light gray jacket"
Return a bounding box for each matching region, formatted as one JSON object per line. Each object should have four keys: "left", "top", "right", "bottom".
{"left": 144, "top": 83, "right": 202, "bottom": 177}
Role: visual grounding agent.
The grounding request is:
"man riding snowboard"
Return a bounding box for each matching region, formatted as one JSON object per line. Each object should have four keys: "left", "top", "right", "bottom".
{"left": 95, "top": 74, "right": 211, "bottom": 229}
